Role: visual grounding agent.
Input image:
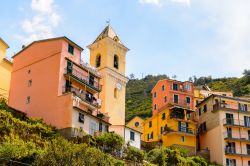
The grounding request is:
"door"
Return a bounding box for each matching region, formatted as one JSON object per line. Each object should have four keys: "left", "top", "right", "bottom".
{"left": 226, "top": 113, "right": 234, "bottom": 125}
{"left": 65, "top": 80, "right": 71, "bottom": 92}
{"left": 174, "top": 95, "right": 179, "bottom": 104}
{"left": 245, "top": 116, "right": 250, "bottom": 127}
{"left": 227, "top": 142, "right": 236, "bottom": 153}
{"left": 89, "top": 74, "right": 94, "bottom": 86}
{"left": 247, "top": 144, "right": 250, "bottom": 155}
{"left": 178, "top": 122, "right": 186, "bottom": 132}
{"left": 227, "top": 128, "right": 232, "bottom": 138}
{"left": 67, "top": 61, "right": 73, "bottom": 74}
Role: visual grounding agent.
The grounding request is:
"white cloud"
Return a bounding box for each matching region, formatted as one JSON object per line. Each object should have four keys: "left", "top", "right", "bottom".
{"left": 139, "top": 0, "right": 162, "bottom": 7}
{"left": 17, "top": 0, "right": 61, "bottom": 44}
{"left": 196, "top": 0, "right": 250, "bottom": 74}
{"left": 139, "top": 0, "right": 190, "bottom": 7}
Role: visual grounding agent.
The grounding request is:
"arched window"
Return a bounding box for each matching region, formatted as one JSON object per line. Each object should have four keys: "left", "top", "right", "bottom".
{"left": 114, "top": 88, "right": 118, "bottom": 98}
{"left": 114, "top": 55, "right": 119, "bottom": 69}
{"left": 96, "top": 54, "right": 101, "bottom": 68}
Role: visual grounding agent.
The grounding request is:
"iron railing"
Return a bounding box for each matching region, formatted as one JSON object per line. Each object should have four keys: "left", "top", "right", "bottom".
{"left": 64, "top": 68, "right": 101, "bottom": 91}
{"left": 62, "top": 85, "right": 101, "bottom": 108}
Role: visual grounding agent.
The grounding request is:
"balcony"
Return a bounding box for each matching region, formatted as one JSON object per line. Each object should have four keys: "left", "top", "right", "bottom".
{"left": 225, "top": 147, "right": 250, "bottom": 157}
{"left": 64, "top": 68, "right": 101, "bottom": 92}
{"left": 169, "top": 98, "right": 192, "bottom": 109}
{"left": 224, "top": 132, "right": 250, "bottom": 142}
{"left": 213, "top": 103, "right": 249, "bottom": 113}
{"left": 63, "top": 86, "right": 101, "bottom": 109}
{"left": 225, "top": 147, "right": 238, "bottom": 155}
{"left": 223, "top": 118, "right": 250, "bottom": 128}
{"left": 164, "top": 125, "right": 196, "bottom": 136}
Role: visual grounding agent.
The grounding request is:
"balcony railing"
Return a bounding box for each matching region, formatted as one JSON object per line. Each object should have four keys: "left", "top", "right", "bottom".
{"left": 223, "top": 118, "right": 250, "bottom": 128}
{"left": 169, "top": 98, "right": 192, "bottom": 109}
{"left": 63, "top": 85, "right": 101, "bottom": 109}
{"left": 225, "top": 147, "right": 237, "bottom": 154}
{"left": 165, "top": 125, "right": 195, "bottom": 135}
{"left": 213, "top": 103, "right": 249, "bottom": 112}
{"left": 64, "top": 68, "right": 101, "bottom": 92}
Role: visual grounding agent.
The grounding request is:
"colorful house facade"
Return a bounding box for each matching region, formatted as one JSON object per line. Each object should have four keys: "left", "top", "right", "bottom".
{"left": 8, "top": 36, "right": 110, "bottom": 137}
{"left": 0, "top": 38, "right": 12, "bottom": 99}
{"left": 197, "top": 94, "right": 250, "bottom": 166}
{"left": 142, "top": 79, "right": 197, "bottom": 154}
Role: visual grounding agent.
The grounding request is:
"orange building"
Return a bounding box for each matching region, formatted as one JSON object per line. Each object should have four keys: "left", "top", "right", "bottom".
{"left": 151, "top": 79, "right": 194, "bottom": 115}
{"left": 8, "top": 36, "right": 110, "bottom": 137}
{"left": 142, "top": 79, "right": 197, "bottom": 154}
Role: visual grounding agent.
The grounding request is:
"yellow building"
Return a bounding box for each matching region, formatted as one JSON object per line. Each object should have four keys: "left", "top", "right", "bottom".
{"left": 88, "top": 25, "right": 129, "bottom": 137}
{"left": 0, "top": 38, "right": 12, "bottom": 99}
{"left": 126, "top": 116, "right": 144, "bottom": 133}
{"left": 142, "top": 104, "right": 197, "bottom": 154}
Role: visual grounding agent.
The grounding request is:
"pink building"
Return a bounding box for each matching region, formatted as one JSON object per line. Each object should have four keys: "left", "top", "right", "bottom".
{"left": 8, "top": 37, "right": 110, "bottom": 137}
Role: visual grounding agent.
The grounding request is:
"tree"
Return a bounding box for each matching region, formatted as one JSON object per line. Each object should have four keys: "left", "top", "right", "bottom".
{"left": 129, "top": 73, "right": 135, "bottom": 80}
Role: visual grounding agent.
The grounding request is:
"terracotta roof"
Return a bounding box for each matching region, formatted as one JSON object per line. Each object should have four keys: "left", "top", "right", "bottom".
{"left": 12, "top": 36, "right": 84, "bottom": 58}
{"left": 196, "top": 94, "right": 250, "bottom": 107}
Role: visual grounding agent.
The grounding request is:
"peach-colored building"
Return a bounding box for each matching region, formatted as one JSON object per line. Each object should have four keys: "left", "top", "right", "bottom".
{"left": 197, "top": 94, "right": 250, "bottom": 166}
{"left": 8, "top": 36, "right": 110, "bottom": 137}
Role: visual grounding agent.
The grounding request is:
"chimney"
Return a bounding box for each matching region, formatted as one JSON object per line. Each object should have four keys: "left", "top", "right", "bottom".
{"left": 22, "top": 45, "right": 25, "bottom": 49}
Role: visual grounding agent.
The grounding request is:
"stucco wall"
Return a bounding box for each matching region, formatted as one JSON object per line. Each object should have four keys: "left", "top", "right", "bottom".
{"left": 125, "top": 127, "right": 141, "bottom": 149}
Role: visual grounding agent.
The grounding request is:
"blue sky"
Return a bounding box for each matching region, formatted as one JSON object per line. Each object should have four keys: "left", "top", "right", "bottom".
{"left": 0, "top": 0, "right": 249, "bottom": 81}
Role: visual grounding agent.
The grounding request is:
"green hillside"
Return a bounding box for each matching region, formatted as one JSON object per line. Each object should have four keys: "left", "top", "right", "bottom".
{"left": 125, "top": 70, "right": 250, "bottom": 121}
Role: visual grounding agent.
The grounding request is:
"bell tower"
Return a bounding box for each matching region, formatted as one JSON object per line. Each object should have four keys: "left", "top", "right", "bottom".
{"left": 88, "top": 25, "right": 129, "bottom": 137}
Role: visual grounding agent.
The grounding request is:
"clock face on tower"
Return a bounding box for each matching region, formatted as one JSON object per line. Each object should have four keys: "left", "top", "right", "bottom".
{"left": 116, "top": 82, "right": 122, "bottom": 90}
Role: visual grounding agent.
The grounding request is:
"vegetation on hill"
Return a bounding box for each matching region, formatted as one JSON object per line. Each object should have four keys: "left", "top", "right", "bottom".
{"left": 0, "top": 99, "right": 218, "bottom": 165}
{"left": 126, "top": 70, "right": 250, "bottom": 121}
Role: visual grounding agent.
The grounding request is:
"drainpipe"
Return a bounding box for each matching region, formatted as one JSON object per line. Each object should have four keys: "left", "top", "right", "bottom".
{"left": 237, "top": 101, "right": 243, "bottom": 166}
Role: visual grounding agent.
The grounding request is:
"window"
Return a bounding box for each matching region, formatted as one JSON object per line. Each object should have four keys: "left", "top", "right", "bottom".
{"left": 244, "top": 116, "right": 250, "bottom": 127}
{"left": 114, "top": 55, "right": 119, "bottom": 69}
{"left": 160, "top": 127, "right": 163, "bottom": 134}
{"left": 135, "top": 122, "right": 140, "bottom": 127}
{"left": 248, "top": 161, "right": 250, "bottom": 166}
{"left": 226, "top": 113, "right": 234, "bottom": 125}
{"left": 151, "top": 132, "right": 153, "bottom": 139}
{"left": 149, "top": 121, "right": 152, "bottom": 128}
{"left": 90, "top": 121, "right": 97, "bottom": 135}
{"left": 164, "top": 96, "right": 167, "bottom": 103}
{"left": 199, "top": 122, "right": 207, "bottom": 133}
{"left": 181, "top": 136, "right": 185, "bottom": 142}
{"left": 147, "top": 134, "right": 150, "bottom": 141}
{"left": 186, "top": 97, "right": 191, "bottom": 104}
{"left": 79, "top": 113, "right": 84, "bottom": 123}
{"left": 26, "top": 96, "right": 31, "bottom": 104}
{"left": 173, "top": 83, "right": 178, "bottom": 91}
{"left": 130, "top": 131, "right": 135, "bottom": 141}
{"left": 198, "top": 108, "right": 201, "bottom": 116}
{"left": 247, "top": 145, "right": 250, "bottom": 155}
{"left": 174, "top": 95, "right": 179, "bottom": 104}
{"left": 203, "top": 104, "right": 207, "bottom": 113}
{"left": 28, "top": 80, "right": 32, "bottom": 87}
{"left": 185, "top": 84, "right": 191, "bottom": 91}
{"left": 68, "top": 44, "right": 74, "bottom": 54}
{"left": 99, "top": 122, "right": 103, "bottom": 132}
{"left": 105, "top": 125, "right": 109, "bottom": 132}
{"left": 162, "top": 113, "right": 166, "bottom": 120}
{"left": 28, "top": 70, "right": 31, "bottom": 74}
{"left": 226, "top": 159, "right": 236, "bottom": 166}
{"left": 239, "top": 103, "right": 248, "bottom": 112}
{"left": 154, "top": 104, "right": 157, "bottom": 110}
{"left": 162, "top": 85, "right": 165, "bottom": 91}
{"left": 154, "top": 92, "right": 156, "bottom": 98}
{"left": 114, "top": 88, "right": 118, "bottom": 98}
{"left": 196, "top": 100, "right": 199, "bottom": 105}
{"left": 135, "top": 122, "right": 139, "bottom": 127}
{"left": 248, "top": 130, "right": 250, "bottom": 140}
{"left": 96, "top": 54, "right": 101, "bottom": 67}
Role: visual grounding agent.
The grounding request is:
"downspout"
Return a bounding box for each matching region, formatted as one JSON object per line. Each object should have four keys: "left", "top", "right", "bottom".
{"left": 238, "top": 101, "right": 243, "bottom": 166}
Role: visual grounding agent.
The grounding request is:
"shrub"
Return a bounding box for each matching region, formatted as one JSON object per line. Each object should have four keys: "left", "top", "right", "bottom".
{"left": 124, "top": 145, "right": 145, "bottom": 162}
{"left": 96, "top": 132, "right": 124, "bottom": 156}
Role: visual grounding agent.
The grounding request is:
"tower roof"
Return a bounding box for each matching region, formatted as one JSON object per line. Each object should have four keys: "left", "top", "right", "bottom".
{"left": 92, "top": 25, "right": 124, "bottom": 45}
